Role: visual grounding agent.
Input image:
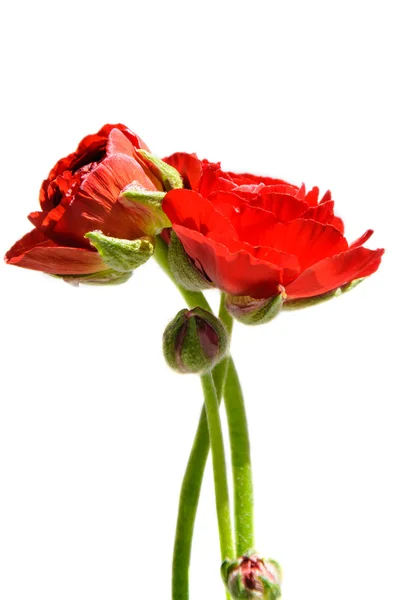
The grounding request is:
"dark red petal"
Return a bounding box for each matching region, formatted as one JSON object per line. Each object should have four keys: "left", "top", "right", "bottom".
{"left": 285, "top": 247, "right": 384, "bottom": 299}
{"left": 163, "top": 152, "right": 203, "bottom": 190}
{"left": 349, "top": 229, "right": 374, "bottom": 249}
{"left": 259, "top": 192, "right": 308, "bottom": 221}
{"left": 173, "top": 225, "right": 283, "bottom": 298}
{"left": 5, "top": 229, "right": 105, "bottom": 274}
{"left": 260, "top": 219, "right": 348, "bottom": 271}
{"left": 163, "top": 189, "right": 236, "bottom": 238}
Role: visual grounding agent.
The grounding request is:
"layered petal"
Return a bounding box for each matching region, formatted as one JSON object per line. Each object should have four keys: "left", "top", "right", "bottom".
{"left": 173, "top": 225, "right": 283, "bottom": 298}
{"left": 259, "top": 219, "right": 348, "bottom": 271}
{"left": 163, "top": 189, "right": 236, "bottom": 239}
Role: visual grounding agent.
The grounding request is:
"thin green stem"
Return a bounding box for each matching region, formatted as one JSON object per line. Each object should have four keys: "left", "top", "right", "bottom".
{"left": 224, "top": 357, "right": 255, "bottom": 556}
{"left": 201, "top": 372, "right": 235, "bottom": 560}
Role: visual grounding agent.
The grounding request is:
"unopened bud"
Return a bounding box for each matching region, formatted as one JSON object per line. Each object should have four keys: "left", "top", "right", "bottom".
{"left": 222, "top": 554, "right": 282, "bottom": 600}
{"left": 225, "top": 288, "right": 286, "bottom": 325}
{"left": 163, "top": 307, "right": 228, "bottom": 374}
{"left": 168, "top": 231, "right": 214, "bottom": 291}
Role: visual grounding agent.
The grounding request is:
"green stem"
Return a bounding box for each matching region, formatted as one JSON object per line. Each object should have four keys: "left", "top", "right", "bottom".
{"left": 224, "top": 357, "right": 255, "bottom": 556}
{"left": 201, "top": 372, "right": 235, "bottom": 560}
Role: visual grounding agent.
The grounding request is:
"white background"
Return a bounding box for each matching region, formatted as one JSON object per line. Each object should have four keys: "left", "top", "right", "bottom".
{"left": 0, "top": 1, "right": 397, "bottom": 599}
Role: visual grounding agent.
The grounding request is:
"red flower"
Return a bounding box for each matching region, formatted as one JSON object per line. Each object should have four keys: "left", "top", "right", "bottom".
{"left": 5, "top": 124, "right": 162, "bottom": 277}
{"left": 162, "top": 153, "right": 384, "bottom": 300}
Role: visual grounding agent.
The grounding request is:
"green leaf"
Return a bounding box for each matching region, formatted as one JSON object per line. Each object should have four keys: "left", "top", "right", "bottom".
{"left": 85, "top": 231, "right": 154, "bottom": 272}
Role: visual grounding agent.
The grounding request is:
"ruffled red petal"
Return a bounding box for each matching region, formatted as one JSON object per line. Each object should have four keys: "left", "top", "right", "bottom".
{"left": 259, "top": 192, "right": 308, "bottom": 221}
{"left": 285, "top": 247, "right": 384, "bottom": 299}
{"left": 163, "top": 189, "right": 236, "bottom": 239}
{"left": 173, "top": 225, "right": 283, "bottom": 298}
{"left": 259, "top": 219, "right": 348, "bottom": 270}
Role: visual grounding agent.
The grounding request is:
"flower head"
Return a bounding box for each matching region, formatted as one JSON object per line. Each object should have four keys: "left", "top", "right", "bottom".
{"left": 162, "top": 153, "right": 384, "bottom": 305}
{"left": 5, "top": 124, "right": 163, "bottom": 282}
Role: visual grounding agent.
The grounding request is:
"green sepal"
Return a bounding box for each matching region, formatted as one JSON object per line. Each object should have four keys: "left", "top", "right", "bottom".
{"left": 283, "top": 277, "right": 366, "bottom": 310}
{"left": 226, "top": 292, "right": 284, "bottom": 325}
{"left": 258, "top": 578, "right": 282, "bottom": 600}
{"left": 57, "top": 269, "right": 133, "bottom": 287}
{"left": 163, "top": 307, "right": 229, "bottom": 375}
{"left": 138, "top": 149, "right": 183, "bottom": 191}
{"left": 168, "top": 231, "right": 214, "bottom": 291}
{"left": 85, "top": 231, "right": 154, "bottom": 272}
{"left": 120, "top": 186, "right": 170, "bottom": 236}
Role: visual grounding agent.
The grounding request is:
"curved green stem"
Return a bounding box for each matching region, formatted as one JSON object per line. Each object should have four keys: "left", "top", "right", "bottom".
{"left": 201, "top": 372, "right": 234, "bottom": 560}
{"left": 224, "top": 358, "right": 255, "bottom": 556}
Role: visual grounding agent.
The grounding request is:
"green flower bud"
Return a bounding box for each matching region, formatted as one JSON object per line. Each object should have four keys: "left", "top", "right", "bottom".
{"left": 222, "top": 554, "right": 282, "bottom": 600}
{"left": 138, "top": 149, "right": 183, "bottom": 191}
{"left": 85, "top": 231, "right": 154, "bottom": 272}
{"left": 163, "top": 307, "right": 229, "bottom": 374}
{"left": 225, "top": 288, "right": 286, "bottom": 325}
{"left": 168, "top": 231, "right": 214, "bottom": 291}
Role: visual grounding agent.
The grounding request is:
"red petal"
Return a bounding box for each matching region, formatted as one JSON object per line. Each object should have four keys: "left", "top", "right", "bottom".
{"left": 50, "top": 154, "right": 157, "bottom": 244}
{"left": 106, "top": 128, "right": 136, "bottom": 157}
{"left": 209, "top": 191, "right": 277, "bottom": 243}
{"left": 224, "top": 172, "right": 294, "bottom": 188}
{"left": 163, "top": 152, "right": 203, "bottom": 190}
{"left": 260, "top": 219, "right": 348, "bottom": 271}
{"left": 208, "top": 232, "right": 300, "bottom": 284}
{"left": 173, "top": 225, "right": 283, "bottom": 298}
{"left": 301, "top": 200, "right": 335, "bottom": 224}
{"left": 163, "top": 189, "right": 236, "bottom": 238}
{"left": 331, "top": 215, "right": 345, "bottom": 233}
{"left": 349, "top": 229, "right": 374, "bottom": 249}
{"left": 5, "top": 229, "right": 105, "bottom": 275}
{"left": 320, "top": 190, "right": 332, "bottom": 204}
{"left": 260, "top": 192, "right": 308, "bottom": 221}
{"left": 304, "top": 186, "right": 320, "bottom": 206}
{"left": 285, "top": 247, "right": 384, "bottom": 299}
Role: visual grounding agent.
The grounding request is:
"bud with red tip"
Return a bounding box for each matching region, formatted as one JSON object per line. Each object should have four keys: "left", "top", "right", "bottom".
{"left": 163, "top": 307, "right": 229, "bottom": 374}
{"left": 221, "top": 554, "right": 282, "bottom": 600}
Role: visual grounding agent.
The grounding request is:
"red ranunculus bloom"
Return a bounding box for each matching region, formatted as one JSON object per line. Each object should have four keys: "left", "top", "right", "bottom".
{"left": 5, "top": 124, "right": 162, "bottom": 277}
{"left": 162, "top": 153, "right": 384, "bottom": 300}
